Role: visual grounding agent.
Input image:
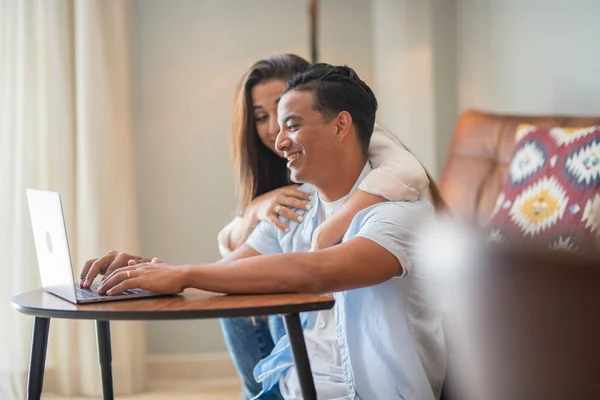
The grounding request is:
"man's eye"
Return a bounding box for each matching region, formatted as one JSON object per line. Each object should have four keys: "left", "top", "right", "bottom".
{"left": 287, "top": 124, "right": 298, "bottom": 131}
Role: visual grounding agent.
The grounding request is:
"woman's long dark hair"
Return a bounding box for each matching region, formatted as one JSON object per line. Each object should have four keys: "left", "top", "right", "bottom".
{"left": 232, "top": 54, "right": 310, "bottom": 211}
{"left": 231, "top": 54, "right": 446, "bottom": 211}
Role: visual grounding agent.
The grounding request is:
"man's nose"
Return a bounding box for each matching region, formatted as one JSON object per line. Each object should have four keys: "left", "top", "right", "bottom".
{"left": 275, "top": 129, "right": 290, "bottom": 153}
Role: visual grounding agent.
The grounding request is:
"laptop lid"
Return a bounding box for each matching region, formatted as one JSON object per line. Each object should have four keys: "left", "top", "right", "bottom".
{"left": 26, "top": 189, "right": 78, "bottom": 303}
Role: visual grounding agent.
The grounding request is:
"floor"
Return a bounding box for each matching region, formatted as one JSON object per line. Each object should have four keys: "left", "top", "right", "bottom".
{"left": 44, "top": 384, "right": 241, "bottom": 400}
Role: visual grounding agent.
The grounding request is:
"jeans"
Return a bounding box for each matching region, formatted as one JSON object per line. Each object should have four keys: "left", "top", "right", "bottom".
{"left": 220, "top": 315, "right": 287, "bottom": 400}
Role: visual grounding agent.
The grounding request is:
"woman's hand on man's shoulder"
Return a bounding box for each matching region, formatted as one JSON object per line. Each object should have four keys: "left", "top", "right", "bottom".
{"left": 250, "top": 185, "right": 313, "bottom": 232}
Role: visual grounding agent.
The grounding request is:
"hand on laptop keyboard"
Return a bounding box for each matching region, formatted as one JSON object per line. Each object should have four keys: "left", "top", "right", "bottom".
{"left": 80, "top": 251, "right": 152, "bottom": 288}
{"left": 76, "top": 280, "right": 144, "bottom": 300}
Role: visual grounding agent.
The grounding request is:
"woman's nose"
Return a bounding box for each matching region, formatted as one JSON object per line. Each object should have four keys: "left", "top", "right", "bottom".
{"left": 268, "top": 118, "right": 280, "bottom": 137}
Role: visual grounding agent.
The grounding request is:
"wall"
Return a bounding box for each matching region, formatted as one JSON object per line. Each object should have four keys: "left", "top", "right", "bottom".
{"left": 371, "top": 0, "right": 600, "bottom": 175}
{"left": 133, "top": 0, "right": 600, "bottom": 357}
{"left": 132, "top": 0, "right": 373, "bottom": 355}
{"left": 371, "top": 0, "right": 458, "bottom": 176}
{"left": 458, "top": 0, "right": 600, "bottom": 115}
{"left": 431, "top": 0, "right": 458, "bottom": 171}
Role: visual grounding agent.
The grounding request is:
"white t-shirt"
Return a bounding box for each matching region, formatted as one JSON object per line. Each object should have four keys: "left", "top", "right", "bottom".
{"left": 279, "top": 193, "right": 350, "bottom": 400}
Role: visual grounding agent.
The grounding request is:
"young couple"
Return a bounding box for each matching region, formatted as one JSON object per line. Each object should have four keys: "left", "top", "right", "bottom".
{"left": 81, "top": 54, "right": 446, "bottom": 400}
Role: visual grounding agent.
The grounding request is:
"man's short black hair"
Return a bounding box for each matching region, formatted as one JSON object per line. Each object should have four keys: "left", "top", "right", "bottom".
{"left": 283, "top": 64, "right": 378, "bottom": 154}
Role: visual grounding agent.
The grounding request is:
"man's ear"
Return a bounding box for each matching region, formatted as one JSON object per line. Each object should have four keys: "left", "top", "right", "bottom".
{"left": 335, "top": 111, "right": 353, "bottom": 142}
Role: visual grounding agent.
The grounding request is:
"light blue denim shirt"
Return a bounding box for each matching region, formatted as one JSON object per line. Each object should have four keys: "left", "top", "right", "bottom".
{"left": 246, "top": 163, "right": 446, "bottom": 400}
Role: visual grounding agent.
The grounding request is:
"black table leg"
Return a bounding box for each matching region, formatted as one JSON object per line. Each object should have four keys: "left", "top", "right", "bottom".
{"left": 27, "top": 317, "right": 50, "bottom": 400}
{"left": 95, "top": 320, "right": 114, "bottom": 400}
{"left": 284, "top": 313, "right": 316, "bottom": 400}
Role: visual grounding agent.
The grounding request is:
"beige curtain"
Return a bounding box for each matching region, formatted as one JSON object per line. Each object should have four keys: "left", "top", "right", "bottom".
{"left": 0, "top": 0, "right": 146, "bottom": 398}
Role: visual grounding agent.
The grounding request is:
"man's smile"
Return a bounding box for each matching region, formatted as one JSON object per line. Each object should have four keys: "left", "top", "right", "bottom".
{"left": 285, "top": 151, "right": 302, "bottom": 166}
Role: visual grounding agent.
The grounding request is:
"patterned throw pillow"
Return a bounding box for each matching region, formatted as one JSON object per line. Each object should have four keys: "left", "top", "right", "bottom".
{"left": 488, "top": 124, "right": 600, "bottom": 252}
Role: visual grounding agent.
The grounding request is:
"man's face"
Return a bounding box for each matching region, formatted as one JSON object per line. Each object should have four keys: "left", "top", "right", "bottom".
{"left": 275, "top": 90, "right": 338, "bottom": 184}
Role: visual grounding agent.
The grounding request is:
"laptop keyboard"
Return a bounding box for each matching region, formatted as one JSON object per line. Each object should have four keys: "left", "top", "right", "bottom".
{"left": 75, "top": 281, "right": 145, "bottom": 300}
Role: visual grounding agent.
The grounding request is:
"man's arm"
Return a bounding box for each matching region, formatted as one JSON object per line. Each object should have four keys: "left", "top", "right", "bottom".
{"left": 98, "top": 202, "right": 422, "bottom": 296}
{"left": 181, "top": 237, "right": 401, "bottom": 294}
{"left": 97, "top": 237, "right": 400, "bottom": 295}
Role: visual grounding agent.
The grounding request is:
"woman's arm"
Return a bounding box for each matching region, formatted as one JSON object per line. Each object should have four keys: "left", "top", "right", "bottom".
{"left": 217, "top": 216, "right": 254, "bottom": 257}
{"left": 220, "top": 185, "right": 313, "bottom": 254}
{"left": 223, "top": 214, "right": 260, "bottom": 255}
{"left": 311, "top": 124, "right": 429, "bottom": 250}
{"left": 358, "top": 124, "right": 429, "bottom": 200}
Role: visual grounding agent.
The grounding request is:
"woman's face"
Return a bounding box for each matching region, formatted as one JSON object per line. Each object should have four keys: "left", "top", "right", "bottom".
{"left": 251, "top": 79, "right": 286, "bottom": 155}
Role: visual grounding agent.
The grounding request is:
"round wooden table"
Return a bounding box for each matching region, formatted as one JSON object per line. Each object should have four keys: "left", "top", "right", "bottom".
{"left": 11, "top": 289, "right": 335, "bottom": 400}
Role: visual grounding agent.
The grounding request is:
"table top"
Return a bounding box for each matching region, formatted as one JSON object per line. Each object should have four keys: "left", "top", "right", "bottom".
{"left": 11, "top": 289, "right": 334, "bottom": 320}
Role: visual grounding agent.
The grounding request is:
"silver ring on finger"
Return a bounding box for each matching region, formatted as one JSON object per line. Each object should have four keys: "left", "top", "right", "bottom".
{"left": 127, "top": 271, "right": 131, "bottom": 278}
{"left": 280, "top": 196, "right": 287, "bottom": 205}
{"left": 274, "top": 205, "right": 282, "bottom": 214}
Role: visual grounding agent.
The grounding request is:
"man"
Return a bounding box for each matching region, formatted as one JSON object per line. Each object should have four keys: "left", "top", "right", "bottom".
{"left": 86, "top": 64, "right": 445, "bottom": 399}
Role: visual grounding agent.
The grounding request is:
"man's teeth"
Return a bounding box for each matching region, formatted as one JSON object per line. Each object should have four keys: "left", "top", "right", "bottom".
{"left": 287, "top": 154, "right": 300, "bottom": 161}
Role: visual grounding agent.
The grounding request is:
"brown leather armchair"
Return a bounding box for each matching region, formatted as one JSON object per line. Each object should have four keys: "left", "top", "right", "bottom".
{"left": 438, "top": 109, "right": 600, "bottom": 227}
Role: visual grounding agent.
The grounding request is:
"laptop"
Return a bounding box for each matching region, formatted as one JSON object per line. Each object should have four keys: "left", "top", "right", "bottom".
{"left": 26, "top": 189, "right": 162, "bottom": 304}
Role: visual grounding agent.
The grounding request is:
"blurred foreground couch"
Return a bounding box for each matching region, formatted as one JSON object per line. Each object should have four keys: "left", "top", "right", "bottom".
{"left": 436, "top": 110, "right": 600, "bottom": 400}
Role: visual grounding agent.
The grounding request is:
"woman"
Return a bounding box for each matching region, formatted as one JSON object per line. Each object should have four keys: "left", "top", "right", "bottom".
{"left": 220, "top": 54, "right": 445, "bottom": 399}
